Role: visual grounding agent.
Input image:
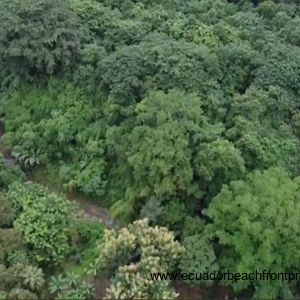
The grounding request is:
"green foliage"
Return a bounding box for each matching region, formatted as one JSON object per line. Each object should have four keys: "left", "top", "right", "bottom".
{"left": 22, "top": 265, "right": 45, "bottom": 291}
{"left": 255, "top": 44, "right": 300, "bottom": 93}
{"left": 2, "top": 0, "right": 300, "bottom": 297}
{"left": 0, "top": 264, "right": 44, "bottom": 298}
{"left": 73, "top": 43, "right": 107, "bottom": 91}
{"left": 180, "top": 235, "right": 218, "bottom": 286}
{"left": 0, "top": 228, "right": 25, "bottom": 265}
{"left": 0, "top": 290, "right": 6, "bottom": 299}
{"left": 206, "top": 168, "right": 300, "bottom": 298}
{"left": 6, "top": 250, "right": 30, "bottom": 266}
{"left": 12, "top": 148, "right": 42, "bottom": 170}
{"left": 49, "top": 272, "right": 95, "bottom": 300}
{"left": 70, "top": 0, "right": 108, "bottom": 37}
{"left": 59, "top": 159, "right": 107, "bottom": 197}
{"left": 167, "top": 20, "right": 221, "bottom": 49}
{"left": 282, "top": 17, "right": 300, "bottom": 47}
{"left": 193, "top": 139, "right": 246, "bottom": 198}
{"left": 70, "top": 0, "right": 167, "bottom": 53}
{"left": 108, "top": 90, "right": 245, "bottom": 219}
{"left": 181, "top": 216, "right": 205, "bottom": 239}
{"left": 7, "top": 181, "right": 46, "bottom": 213}
{"left": 7, "top": 288, "right": 38, "bottom": 300}
{"left": 95, "top": 34, "right": 221, "bottom": 102}
{"left": 217, "top": 42, "right": 262, "bottom": 94}
{"left": 160, "top": 201, "right": 189, "bottom": 233}
{"left": 257, "top": 0, "right": 278, "bottom": 18}
{"left": 226, "top": 86, "right": 300, "bottom": 173}
{"left": 3, "top": 80, "right": 108, "bottom": 197}
{"left": 8, "top": 182, "right": 71, "bottom": 264}
{"left": 139, "top": 197, "right": 164, "bottom": 224}
{"left": 96, "top": 219, "right": 184, "bottom": 299}
{"left": 0, "top": 154, "right": 24, "bottom": 188}
{"left": 69, "top": 219, "right": 105, "bottom": 272}
{"left": 0, "top": 194, "right": 15, "bottom": 227}
{"left": 0, "top": 0, "right": 84, "bottom": 81}
{"left": 71, "top": 219, "right": 104, "bottom": 245}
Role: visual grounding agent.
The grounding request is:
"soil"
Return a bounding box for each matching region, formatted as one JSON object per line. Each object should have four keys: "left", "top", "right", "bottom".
{"left": 26, "top": 169, "right": 120, "bottom": 230}
{"left": 0, "top": 120, "right": 232, "bottom": 299}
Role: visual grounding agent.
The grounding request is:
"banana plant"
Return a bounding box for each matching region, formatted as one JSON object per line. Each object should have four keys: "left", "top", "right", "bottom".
{"left": 12, "top": 147, "right": 42, "bottom": 169}
{"left": 22, "top": 265, "right": 45, "bottom": 291}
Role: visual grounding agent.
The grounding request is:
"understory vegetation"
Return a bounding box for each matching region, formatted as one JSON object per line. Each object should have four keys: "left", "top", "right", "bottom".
{"left": 0, "top": 0, "right": 300, "bottom": 299}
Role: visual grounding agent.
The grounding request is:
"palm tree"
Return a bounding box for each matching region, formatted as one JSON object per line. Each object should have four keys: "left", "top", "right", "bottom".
{"left": 65, "top": 272, "right": 81, "bottom": 288}
{"left": 79, "top": 282, "right": 95, "bottom": 299}
{"left": 49, "top": 274, "right": 66, "bottom": 295}
{"left": 22, "top": 265, "right": 45, "bottom": 291}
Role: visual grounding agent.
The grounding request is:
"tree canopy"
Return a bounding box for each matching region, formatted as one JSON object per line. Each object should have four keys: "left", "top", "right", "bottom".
{"left": 206, "top": 168, "right": 300, "bottom": 298}
{"left": 1, "top": 0, "right": 300, "bottom": 298}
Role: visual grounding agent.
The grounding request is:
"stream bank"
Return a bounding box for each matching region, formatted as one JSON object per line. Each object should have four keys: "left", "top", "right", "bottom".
{"left": 27, "top": 168, "right": 119, "bottom": 230}
{"left": 0, "top": 120, "right": 231, "bottom": 299}
{"left": 0, "top": 120, "right": 119, "bottom": 229}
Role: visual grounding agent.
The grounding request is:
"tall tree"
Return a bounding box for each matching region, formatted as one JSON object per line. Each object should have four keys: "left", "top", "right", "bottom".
{"left": 206, "top": 168, "right": 300, "bottom": 298}
{"left": 0, "top": 0, "right": 84, "bottom": 82}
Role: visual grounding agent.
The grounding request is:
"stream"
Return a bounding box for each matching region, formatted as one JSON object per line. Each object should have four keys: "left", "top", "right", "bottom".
{"left": 0, "top": 121, "right": 119, "bottom": 230}
{"left": 0, "top": 121, "right": 231, "bottom": 299}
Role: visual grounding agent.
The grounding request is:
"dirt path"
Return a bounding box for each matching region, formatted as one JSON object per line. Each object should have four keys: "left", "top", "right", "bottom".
{"left": 30, "top": 170, "right": 120, "bottom": 229}
{"left": 72, "top": 196, "right": 120, "bottom": 230}
{"left": 0, "top": 121, "right": 119, "bottom": 230}
{"left": 0, "top": 121, "right": 232, "bottom": 299}
{"left": 28, "top": 169, "right": 120, "bottom": 230}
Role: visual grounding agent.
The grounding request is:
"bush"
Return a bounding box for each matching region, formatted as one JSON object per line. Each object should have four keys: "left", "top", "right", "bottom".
{"left": 6, "top": 250, "right": 30, "bottom": 266}
{"left": 160, "top": 201, "right": 189, "bottom": 233}
{"left": 8, "top": 182, "right": 71, "bottom": 264}
{"left": 3, "top": 80, "right": 108, "bottom": 197}
{"left": 105, "top": 258, "right": 179, "bottom": 299}
{"left": 139, "top": 197, "right": 164, "bottom": 224}
{"left": 0, "top": 154, "right": 24, "bottom": 188}
{"left": 12, "top": 148, "right": 42, "bottom": 170}
{"left": 71, "top": 219, "right": 105, "bottom": 245}
{"left": 69, "top": 219, "right": 105, "bottom": 271}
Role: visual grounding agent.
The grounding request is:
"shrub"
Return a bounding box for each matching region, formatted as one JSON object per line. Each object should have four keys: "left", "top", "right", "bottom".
{"left": 12, "top": 148, "right": 42, "bottom": 170}
{"left": 69, "top": 219, "right": 105, "bottom": 271}
{"left": 3, "top": 80, "right": 108, "bottom": 197}
{"left": 0, "top": 154, "right": 24, "bottom": 188}
{"left": 9, "top": 182, "right": 71, "bottom": 264}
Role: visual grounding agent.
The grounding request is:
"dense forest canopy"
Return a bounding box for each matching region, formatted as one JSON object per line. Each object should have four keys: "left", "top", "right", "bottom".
{"left": 0, "top": 0, "right": 300, "bottom": 299}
